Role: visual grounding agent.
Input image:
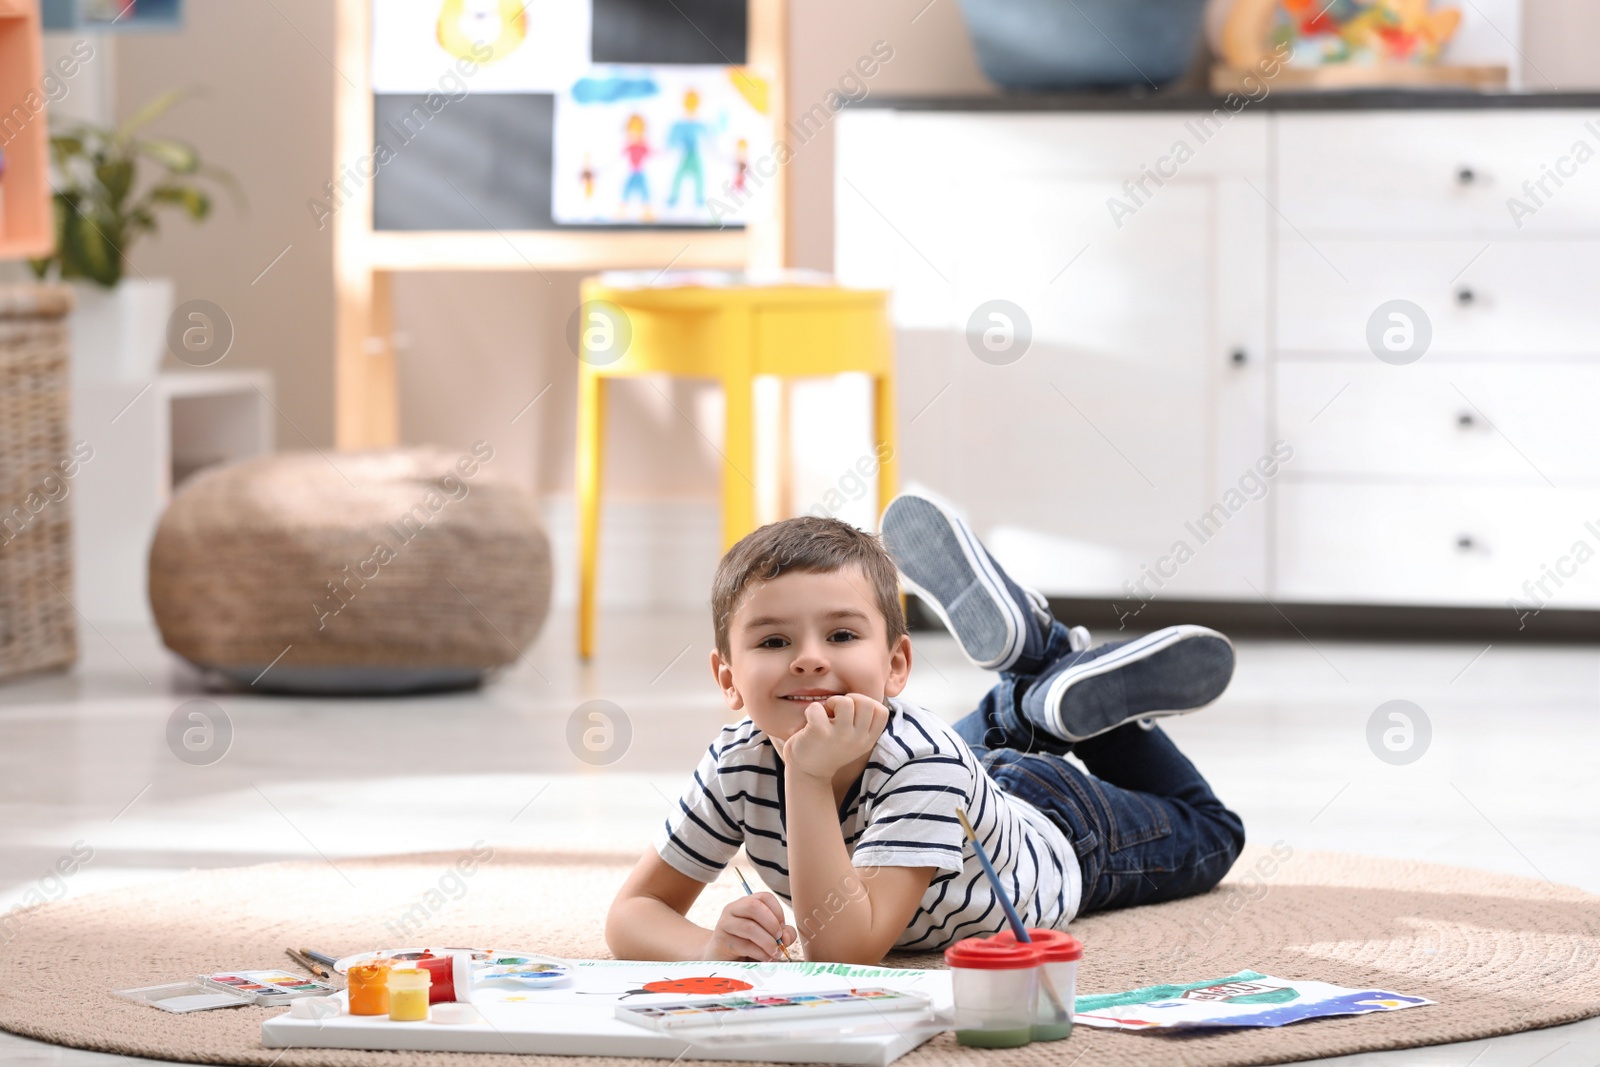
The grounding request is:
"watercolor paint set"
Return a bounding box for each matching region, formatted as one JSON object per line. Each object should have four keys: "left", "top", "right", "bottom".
{"left": 199, "top": 970, "right": 341, "bottom": 1003}
{"left": 115, "top": 971, "right": 339, "bottom": 1013}
{"left": 615, "top": 987, "right": 933, "bottom": 1031}
{"left": 114, "top": 980, "right": 256, "bottom": 1014}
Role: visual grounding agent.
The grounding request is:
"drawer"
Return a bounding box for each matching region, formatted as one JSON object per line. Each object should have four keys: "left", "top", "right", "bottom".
{"left": 1275, "top": 483, "right": 1600, "bottom": 608}
{"left": 903, "top": 113, "right": 1269, "bottom": 179}
{"left": 1276, "top": 362, "right": 1600, "bottom": 485}
{"left": 1276, "top": 112, "right": 1600, "bottom": 234}
{"left": 1277, "top": 238, "right": 1600, "bottom": 355}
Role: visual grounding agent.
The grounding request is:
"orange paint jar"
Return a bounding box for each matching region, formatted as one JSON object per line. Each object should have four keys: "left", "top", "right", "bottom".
{"left": 346, "top": 960, "right": 393, "bottom": 1016}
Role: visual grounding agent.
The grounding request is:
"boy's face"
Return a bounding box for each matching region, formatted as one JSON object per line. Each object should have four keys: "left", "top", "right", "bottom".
{"left": 710, "top": 566, "right": 912, "bottom": 743}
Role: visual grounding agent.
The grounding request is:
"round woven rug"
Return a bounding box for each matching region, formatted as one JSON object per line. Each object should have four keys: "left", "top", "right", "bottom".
{"left": 1, "top": 846, "right": 1597, "bottom": 1067}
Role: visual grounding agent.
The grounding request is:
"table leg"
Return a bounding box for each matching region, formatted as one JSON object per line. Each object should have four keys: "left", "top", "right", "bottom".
{"left": 765, "top": 376, "right": 792, "bottom": 523}
{"left": 873, "top": 367, "right": 907, "bottom": 617}
{"left": 723, "top": 369, "right": 757, "bottom": 552}
{"left": 577, "top": 368, "right": 605, "bottom": 659}
{"left": 873, "top": 369, "right": 898, "bottom": 526}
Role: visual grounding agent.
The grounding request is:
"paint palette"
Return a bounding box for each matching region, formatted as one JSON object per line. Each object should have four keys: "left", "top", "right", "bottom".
{"left": 200, "top": 970, "right": 340, "bottom": 1003}
{"left": 475, "top": 955, "right": 573, "bottom": 989}
{"left": 333, "top": 947, "right": 507, "bottom": 971}
{"left": 615, "top": 987, "right": 934, "bottom": 1031}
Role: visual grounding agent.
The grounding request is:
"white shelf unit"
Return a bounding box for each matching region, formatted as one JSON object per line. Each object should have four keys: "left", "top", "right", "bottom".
{"left": 72, "top": 371, "right": 274, "bottom": 625}
{"left": 835, "top": 103, "right": 1600, "bottom": 613}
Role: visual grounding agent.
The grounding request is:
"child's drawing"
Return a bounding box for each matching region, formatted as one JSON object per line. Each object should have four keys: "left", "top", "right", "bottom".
{"left": 553, "top": 66, "right": 767, "bottom": 225}
{"left": 372, "top": 0, "right": 589, "bottom": 93}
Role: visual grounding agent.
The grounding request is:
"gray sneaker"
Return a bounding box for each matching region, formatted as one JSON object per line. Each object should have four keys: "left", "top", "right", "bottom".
{"left": 880, "top": 492, "right": 1052, "bottom": 672}
{"left": 1022, "top": 625, "right": 1235, "bottom": 742}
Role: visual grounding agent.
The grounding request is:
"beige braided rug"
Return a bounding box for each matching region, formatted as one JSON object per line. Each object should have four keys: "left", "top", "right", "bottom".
{"left": 1, "top": 846, "right": 1597, "bottom": 1067}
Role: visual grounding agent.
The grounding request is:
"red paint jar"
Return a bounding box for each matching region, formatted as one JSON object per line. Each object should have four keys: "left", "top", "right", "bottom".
{"left": 414, "top": 952, "right": 473, "bottom": 1004}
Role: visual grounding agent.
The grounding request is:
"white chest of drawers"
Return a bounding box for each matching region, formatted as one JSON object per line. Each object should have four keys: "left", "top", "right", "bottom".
{"left": 835, "top": 96, "right": 1600, "bottom": 617}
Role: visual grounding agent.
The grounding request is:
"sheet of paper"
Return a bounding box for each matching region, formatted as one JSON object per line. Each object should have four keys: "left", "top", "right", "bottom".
{"left": 1074, "top": 970, "right": 1434, "bottom": 1031}
{"left": 552, "top": 65, "right": 769, "bottom": 225}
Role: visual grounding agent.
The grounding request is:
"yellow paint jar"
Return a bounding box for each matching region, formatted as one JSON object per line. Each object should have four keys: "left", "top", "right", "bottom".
{"left": 386, "top": 967, "right": 431, "bottom": 1022}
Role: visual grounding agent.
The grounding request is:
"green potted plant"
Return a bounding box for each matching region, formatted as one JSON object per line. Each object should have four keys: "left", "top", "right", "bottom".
{"left": 29, "top": 89, "right": 239, "bottom": 381}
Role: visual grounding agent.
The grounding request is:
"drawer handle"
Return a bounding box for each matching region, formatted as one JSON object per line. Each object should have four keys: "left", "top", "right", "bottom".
{"left": 1230, "top": 347, "right": 1248, "bottom": 366}
{"left": 1455, "top": 287, "right": 1476, "bottom": 306}
{"left": 1456, "top": 534, "right": 1477, "bottom": 551}
{"left": 1456, "top": 165, "right": 1477, "bottom": 185}
{"left": 1457, "top": 411, "right": 1476, "bottom": 428}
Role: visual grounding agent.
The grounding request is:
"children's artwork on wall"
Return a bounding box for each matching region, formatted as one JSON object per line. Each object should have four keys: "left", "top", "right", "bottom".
{"left": 551, "top": 65, "right": 768, "bottom": 226}
{"left": 372, "top": 0, "right": 591, "bottom": 94}
{"left": 83, "top": 0, "right": 135, "bottom": 20}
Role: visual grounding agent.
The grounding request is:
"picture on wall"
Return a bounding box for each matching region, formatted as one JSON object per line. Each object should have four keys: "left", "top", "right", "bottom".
{"left": 372, "top": 0, "right": 591, "bottom": 94}
{"left": 550, "top": 65, "right": 767, "bottom": 226}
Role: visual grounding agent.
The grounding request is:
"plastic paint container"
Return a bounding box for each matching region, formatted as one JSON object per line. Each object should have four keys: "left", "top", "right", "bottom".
{"left": 346, "top": 960, "right": 393, "bottom": 1016}
{"left": 995, "top": 928, "right": 1082, "bottom": 1040}
{"left": 944, "top": 937, "right": 1042, "bottom": 1048}
{"left": 414, "top": 952, "right": 473, "bottom": 1004}
{"left": 430, "top": 1001, "right": 481, "bottom": 1025}
{"left": 386, "top": 968, "right": 431, "bottom": 1022}
{"left": 288, "top": 996, "right": 342, "bottom": 1019}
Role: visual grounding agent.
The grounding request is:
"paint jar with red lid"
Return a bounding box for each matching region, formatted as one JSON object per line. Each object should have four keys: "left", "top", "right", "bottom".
{"left": 413, "top": 951, "right": 473, "bottom": 1004}
{"left": 995, "top": 928, "right": 1082, "bottom": 1040}
{"left": 943, "top": 937, "right": 1041, "bottom": 1047}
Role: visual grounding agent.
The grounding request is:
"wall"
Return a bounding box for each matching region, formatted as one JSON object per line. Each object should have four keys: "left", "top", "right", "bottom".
{"left": 98, "top": 0, "right": 1600, "bottom": 541}
{"left": 112, "top": 0, "right": 336, "bottom": 456}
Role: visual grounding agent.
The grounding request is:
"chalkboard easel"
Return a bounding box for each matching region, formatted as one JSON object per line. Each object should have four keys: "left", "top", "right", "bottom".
{"left": 332, "top": 0, "right": 789, "bottom": 448}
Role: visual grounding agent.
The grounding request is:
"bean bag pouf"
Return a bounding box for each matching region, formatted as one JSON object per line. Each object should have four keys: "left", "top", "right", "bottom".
{"left": 149, "top": 447, "right": 551, "bottom": 694}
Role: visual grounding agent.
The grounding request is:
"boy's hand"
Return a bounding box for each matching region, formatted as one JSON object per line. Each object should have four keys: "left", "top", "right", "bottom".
{"left": 781, "top": 693, "right": 890, "bottom": 781}
{"left": 702, "top": 891, "right": 798, "bottom": 961}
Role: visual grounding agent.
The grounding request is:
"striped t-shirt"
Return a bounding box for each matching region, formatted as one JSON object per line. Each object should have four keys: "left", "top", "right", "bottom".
{"left": 653, "top": 696, "right": 1082, "bottom": 950}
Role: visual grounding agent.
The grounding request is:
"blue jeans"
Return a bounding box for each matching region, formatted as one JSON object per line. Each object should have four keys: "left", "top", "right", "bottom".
{"left": 953, "top": 621, "right": 1246, "bottom": 915}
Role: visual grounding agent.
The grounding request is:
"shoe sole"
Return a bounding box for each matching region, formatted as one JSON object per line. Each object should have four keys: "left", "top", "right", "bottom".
{"left": 1041, "top": 625, "right": 1235, "bottom": 742}
{"left": 881, "top": 495, "right": 1023, "bottom": 671}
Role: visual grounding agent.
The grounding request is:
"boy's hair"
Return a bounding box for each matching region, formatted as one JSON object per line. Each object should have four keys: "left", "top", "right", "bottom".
{"left": 712, "top": 516, "right": 907, "bottom": 660}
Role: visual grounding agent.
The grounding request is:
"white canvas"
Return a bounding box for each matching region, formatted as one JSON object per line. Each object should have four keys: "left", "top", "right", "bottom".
{"left": 263, "top": 959, "right": 948, "bottom": 1065}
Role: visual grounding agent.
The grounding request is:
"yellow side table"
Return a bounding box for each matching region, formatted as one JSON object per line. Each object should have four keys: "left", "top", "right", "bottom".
{"left": 576, "top": 273, "right": 897, "bottom": 659}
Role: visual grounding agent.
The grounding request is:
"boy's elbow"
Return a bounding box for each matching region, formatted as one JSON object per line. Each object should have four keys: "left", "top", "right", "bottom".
{"left": 603, "top": 897, "right": 632, "bottom": 958}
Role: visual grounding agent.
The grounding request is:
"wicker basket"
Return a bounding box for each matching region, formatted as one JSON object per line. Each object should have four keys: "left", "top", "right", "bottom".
{"left": 0, "top": 285, "right": 78, "bottom": 682}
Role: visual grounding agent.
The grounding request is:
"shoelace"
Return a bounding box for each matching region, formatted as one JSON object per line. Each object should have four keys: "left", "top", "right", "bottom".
{"left": 1067, "top": 624, "right": 1091, "bottom": 653}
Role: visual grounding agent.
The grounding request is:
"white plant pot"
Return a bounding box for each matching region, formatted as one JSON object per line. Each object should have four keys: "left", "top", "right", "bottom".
{"left": 69, "top": 277, "right": 176, "bottom": 382}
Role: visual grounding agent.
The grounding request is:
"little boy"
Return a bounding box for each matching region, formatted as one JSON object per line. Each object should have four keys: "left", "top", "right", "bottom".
{"left": 605, "top": 493, "right": 1245, "bottom": 965}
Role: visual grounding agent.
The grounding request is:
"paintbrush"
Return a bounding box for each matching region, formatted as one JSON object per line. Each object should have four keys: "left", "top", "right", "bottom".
{"left": 285, "top": 947, "right": 335, "bottom": 981}
{"left": 735, "top": 866, "right": 794, "bottom": 961}
{"left": 955, "top": 808, "right": 1069, "bottom": 1023}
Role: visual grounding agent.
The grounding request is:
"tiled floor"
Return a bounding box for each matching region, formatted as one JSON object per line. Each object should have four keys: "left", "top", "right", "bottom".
{"left": 1, "top": 609, "right": 1596, "bottom": 1065}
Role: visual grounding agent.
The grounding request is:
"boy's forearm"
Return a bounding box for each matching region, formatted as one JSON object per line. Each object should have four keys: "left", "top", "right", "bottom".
{"left": 784, "top": 771, "right": 890, "bottom": 964}
{"left": 606, "top": 894, "right": 711, "bottom": 961}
